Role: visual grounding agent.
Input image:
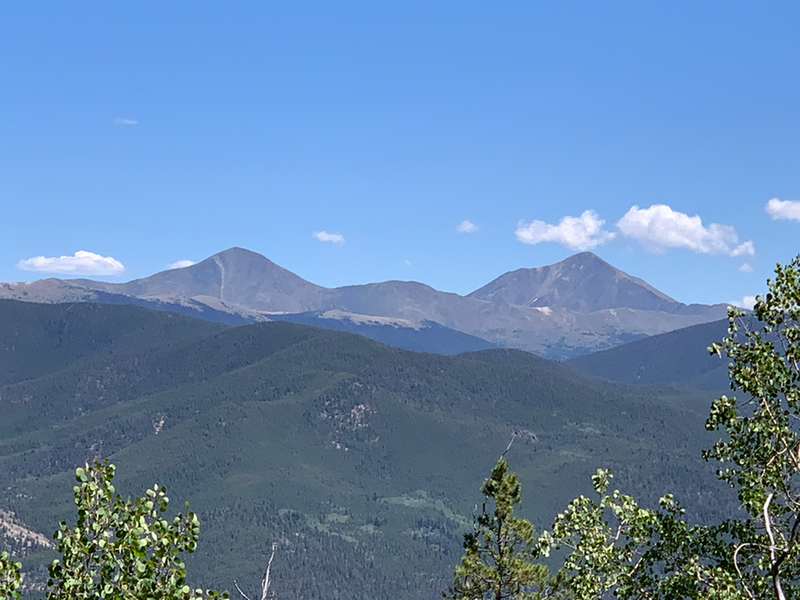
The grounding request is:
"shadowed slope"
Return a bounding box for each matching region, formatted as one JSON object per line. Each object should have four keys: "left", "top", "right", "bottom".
{"left": 568, "top": 318, "right": 731, "bottom": 390}
{"left": 0, "top": 299, "right": 225, "bottom": 386}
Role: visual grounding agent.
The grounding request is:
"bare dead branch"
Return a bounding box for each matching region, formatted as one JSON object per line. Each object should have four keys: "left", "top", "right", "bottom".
{"left": 233, "top": 580, "right": 253, "bottom": 600}
{"left": 500, "top": 432, "right": 518, "bottom": 458}
{"left": 732, "top": 543, "right": 757, "bottom": 600}
{"left": 763, "top": 493, "right": 787, "bottom": 600}
{"left": 260, "top": 542, "right": 278, "bottom": 600}
{"left": 234, "top": 542, "right": 277, "bottom": 600}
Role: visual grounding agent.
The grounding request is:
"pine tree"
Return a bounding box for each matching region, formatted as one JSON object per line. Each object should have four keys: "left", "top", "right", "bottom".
{"left": 447, "top": 458, "right": 561, "bottom": 600}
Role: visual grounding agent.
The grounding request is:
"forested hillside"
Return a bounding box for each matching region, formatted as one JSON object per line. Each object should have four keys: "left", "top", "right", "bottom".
{"left": 0, "top": 303, "right": 731, "bottom": 600}
{"left": 0, "top": 300, "right": 226, "bottom": 386}
{"left": 567, "top": 319, "right": 731, "bottom": 390}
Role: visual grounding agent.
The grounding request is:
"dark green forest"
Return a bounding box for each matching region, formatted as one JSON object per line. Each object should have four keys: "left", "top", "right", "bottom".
{"left": 567, "top": 318, "right": 732, "bottom": 390}
{"left": 0, "top": 299, "right": 732, "bottom": 600}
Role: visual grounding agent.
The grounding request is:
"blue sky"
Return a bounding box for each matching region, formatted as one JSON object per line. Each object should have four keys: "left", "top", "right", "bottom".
{"left": 2, "top": 2, "right": 798, "bottom": 307}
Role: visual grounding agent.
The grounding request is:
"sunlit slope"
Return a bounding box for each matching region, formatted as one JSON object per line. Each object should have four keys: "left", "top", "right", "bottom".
{"left": 0, "top": 319, "right": 729, "bottom": 600}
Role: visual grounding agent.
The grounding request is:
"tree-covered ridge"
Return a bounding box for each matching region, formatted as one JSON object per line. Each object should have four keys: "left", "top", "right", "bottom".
{"left": 0, "top": 303, "right": 726, "bottom": 600}
{"left": 0, "top": 299, "right": 226, "bottom": 386}
{"left": 567, "top": 318, "right": 731, "bottom": 390}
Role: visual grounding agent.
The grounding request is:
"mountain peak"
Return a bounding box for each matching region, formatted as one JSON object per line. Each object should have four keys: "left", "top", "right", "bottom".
{"left": 468, "top": 252, "right": 678, "bottom": 313}
{"left": 567, "top": 250, "right": 601, "bottom": 260}
{"left": 562, "top": 251, "right": 605, "bottom": 264}
{"left": 212, "top": 246, "right": 271, "bottom": 261}
{"left": 74, "top": 247, "right": 327, "bottom": 312}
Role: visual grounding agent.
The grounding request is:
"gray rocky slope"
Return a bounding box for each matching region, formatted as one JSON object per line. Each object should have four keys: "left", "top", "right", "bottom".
{"left": 0, "top": 247, "right": 728, "bottom": 359}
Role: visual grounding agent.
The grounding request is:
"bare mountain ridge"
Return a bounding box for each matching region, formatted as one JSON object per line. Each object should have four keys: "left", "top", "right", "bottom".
{"left": 73, "top": 248, "right": 721, "bottom": 315}
{"left": 72, "top": 247, "right": 328, "bottom": 313}
{"left": 469, "top": 251, "right": 708, "bottom": 314}
{"left": 1, "top": 247, "right": 728, "bottom": 358}
{"left": 0, "top": 278, "right": 266, "bottom": 326}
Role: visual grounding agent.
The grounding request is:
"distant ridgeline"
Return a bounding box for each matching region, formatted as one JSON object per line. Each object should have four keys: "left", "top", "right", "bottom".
{"left": 0, "top": 300, "right": 734, "bottom": 600}
{"left": 0, "top": 247, "right": 728, "bottom": 359}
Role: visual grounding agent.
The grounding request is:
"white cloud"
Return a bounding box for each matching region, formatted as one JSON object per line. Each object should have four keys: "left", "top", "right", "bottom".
{"left": 166, "top": 259, "right": 195, "bottom": 270}
{"left": 729, "top": 295, "right": 757, "bottom": 310}
{"left": 404, "top": 259, "right": 412, "bottom": 267}
{"left": 730, "top": 241, "right": 755, "bottom": 257}
{"left": 313, "top": 231, "right": 346, "bottom": 246}
{"left": 114, "top": 117, "right": 138, "bottom": 126}
{"left": 616, "top": 204, "right": 754, "bottom": 257}
{"left": 515, "top": 210, "right": 615, "bottom": 251}
{"left": 765, "top": 198, "right": 800, "bottom": 222}
{"left": 739, "top": 263, "right": 754, "bottom": 273}
{"left": 17, "top": 251, "right": 125, "bottom": 276}
{"left": 457, "top": 220, "right": 478, "bottom": 233}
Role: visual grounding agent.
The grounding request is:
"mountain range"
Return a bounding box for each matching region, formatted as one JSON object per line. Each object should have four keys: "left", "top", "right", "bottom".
{"left": 0, "top": 247, "right": 728, "bottom": 359}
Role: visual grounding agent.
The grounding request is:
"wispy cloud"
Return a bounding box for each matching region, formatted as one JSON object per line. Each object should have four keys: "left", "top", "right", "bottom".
{"left": 515, "top": 210, "right": 614, "bottom": 251}
{"left": 616, "top": 204, "right": 754, "bottom": 257}
{"left": 765, "top": 198, "right": 800, "bottom": 222}
{"left": 114, "top": 117, "right": 138, "bottom": 126}
{"left": 313, "top": 231, "right": 346, "bottom": 246}
{"left": 729, "top": 295, "right": 757, "bottom": 310}
{"left": 456, "top": 220, "right": 478, "bottom": 233}
{"left": 166, "top": 259, "right": 195, "bottom": 270}
{"left": 17, "top": 251, "right": 125, "bottom": 276}
{"left": 739, "top": 263, "right": 754, "bottom": 273}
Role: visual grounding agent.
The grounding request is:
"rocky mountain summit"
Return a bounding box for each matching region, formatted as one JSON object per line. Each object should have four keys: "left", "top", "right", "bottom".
{"left": 0, "top": 248, "right": 728, "bottom": 359}
{"left": 470, "top": 251, "right": 677, "bottom": 312}
{"left": 71, "top": 246, "right": 328, "bottom": 313}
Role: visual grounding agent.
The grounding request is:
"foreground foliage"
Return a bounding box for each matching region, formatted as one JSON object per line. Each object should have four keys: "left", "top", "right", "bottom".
{"left": 0, "top": 550, "right": 22, "bottom": 600}
{"left": 0, "top": 460, "right": 228, "bottom": 600}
